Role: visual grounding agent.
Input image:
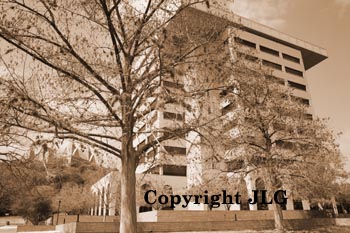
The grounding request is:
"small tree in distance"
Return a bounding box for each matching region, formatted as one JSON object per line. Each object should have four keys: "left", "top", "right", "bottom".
{"left": 0, "top": 158, "right": 53, "bottom": 224}
{"left": 0, "top": 151, "right": 107, "bottom": 224}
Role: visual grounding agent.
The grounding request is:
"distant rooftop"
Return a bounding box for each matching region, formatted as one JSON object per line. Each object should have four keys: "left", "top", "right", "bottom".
{"left": 190, "top": 3, "right": 328, "bottom": 70}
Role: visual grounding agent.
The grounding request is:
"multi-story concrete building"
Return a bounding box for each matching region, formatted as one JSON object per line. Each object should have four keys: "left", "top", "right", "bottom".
{"left": 91, "top": 3, "right": 328, "bottom": 216}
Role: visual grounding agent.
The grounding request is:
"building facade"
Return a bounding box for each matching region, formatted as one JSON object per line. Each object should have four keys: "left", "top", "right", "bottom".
{"left": 91, "top": 3, "right": 328, "bottom": 216}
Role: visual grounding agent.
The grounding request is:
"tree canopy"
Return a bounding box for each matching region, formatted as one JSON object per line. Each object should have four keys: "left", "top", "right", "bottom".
{"left": 0, "top": 1, "right": 234, "bottom": 231}
{"left": 219, "top": 58, "right": 345, "bottom": 231}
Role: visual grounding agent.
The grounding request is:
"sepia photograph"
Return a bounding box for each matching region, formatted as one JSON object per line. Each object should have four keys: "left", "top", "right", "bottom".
{"left": 0, "top": 1, "right": 350, "bottom": 233}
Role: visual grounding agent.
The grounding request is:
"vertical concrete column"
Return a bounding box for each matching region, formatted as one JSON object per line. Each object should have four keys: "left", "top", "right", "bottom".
{"left": 91, "top": 193, "right": 96, "bottom": 215}
{"left": 94, "top": 194, "right": 98, "bottom": 216}
{"left": 286, "top": 198, "right": 294, "bottom": 210}
{"left": 268, "top": 201, "right": 274, "bottom": 210}
{"left": 186, "top": 132, "right": 203, "bottom": 187}
{"left": 302, "top": 200, "right": 310, "bottom": 210}
{"left": 98, "top": 191, "right": 102, "bottom": 216}
{"left": 109, "top": 203, "right": 116, "bottom": 216}
{"left": 286, "top": 192, "right": 294, "bottom": 210}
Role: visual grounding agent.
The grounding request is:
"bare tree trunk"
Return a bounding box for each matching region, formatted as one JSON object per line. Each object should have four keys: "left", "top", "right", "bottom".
{"left": 272, "top": 201, "right": 285, "bottom": 233}
{"left": 265, "top": 171, "right": 285, "bottom": 233}
{"left": 331, "top": 196, "right": 338, "bottom": 217}
{"left": 120, "top": 150, "right": 137, "bottom": 233}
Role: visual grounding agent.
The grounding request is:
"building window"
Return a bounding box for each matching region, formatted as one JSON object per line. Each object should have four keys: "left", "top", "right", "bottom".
{"left": 260, "top": 45, "right": 279, "bottom": 57}
{"left": 137, "top": 140, "right": 146, "bottom": 151}
{"left": 221, "top": 103, "right": 235, "bottom": 115}
{"left": 285, "top": 67, "right": 303, "bottom": 77}
{"left": 288, "top": 81, "right": 306, "bottom": 91}
{"left": 293, "top": 96, "right": 310, "bottom": 106}
{"left": 237, "top": 52, "right": 258, "bottom": 62}
{"left": 163, "top": 165, "right": 187, "bottom": 176}
{"left": 304, "top": 114, "right": 313, "bottom": 120}
{"left": 220, "top": 90, "right": 228, "bottom": 97}
{"left": 148, "top": 166, "right": 160, "bottom": 174}
{"left": 163, "top": 146, "right": 186, "bottom": 155}
{"left": 276, "top": 140, "right": 294, "bottom": 150}
{"left": 235, "top": 37, "right": 256, "bottom": 49}
{"left": 282, "top": 53, "right": 300, "bottom": 64}
{"left": 226, "top": 159, "right": 244, "bottom": 172}
{"left": 163, "top": 111, "right": 184, "bottom": 121}
{"left": 147, "top": 134, "right": 156, "bottom": 143}
{"left": 143, "top": 149, "right": 156, "bottom": 162}
{"left": 266, "top": 75, "right": 285, "bottom": 85}
{"left": 273, "top": 122, "right": 286, "bottom": 131}
{"left": 262, "top": 60, "right": 282, "bottom": 70}
{"left": 138, "top": 124, "right": 146, "bottom": 133}
{"left": 163, "top": 80, "right": 184, "bottom": 89}
{"left": 301, "top": 98, "right": 310, "bottom": 105}
{"left": 293, "top": 200, "right": 303, "bottom": 210}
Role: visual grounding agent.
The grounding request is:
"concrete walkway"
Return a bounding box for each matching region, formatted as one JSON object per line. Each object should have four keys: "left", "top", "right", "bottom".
{"left": 0, "top": 226, "right": 17, "bottom": 233}
{"left": 166, "top": 227, "right": 350, "bottom": 233}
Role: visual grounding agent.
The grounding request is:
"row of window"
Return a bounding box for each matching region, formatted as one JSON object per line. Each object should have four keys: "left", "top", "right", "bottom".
{"left": 137, "top": 139, "right": 186, "bottom": 154}
{"left": 260, "top": 45, "right": 279, "bottom": 56}
{"left": 285, "top": 67, "right": 303, "bottom": 77}
{"left": 163, "top": 111, "right": 184, "bottom": 121}
{"left": 163, "top": 165, "right": 187, "bottom": 176}
{"left": 288, "top": 81, "right": 306, "bottom": 91}
{"left": 164, "top": 145, "right": 186, "bottom": 155}
{"left": 283, "top": 53, "right": 300, "bottom": 63}
{"left": 304, "top": 114, "right": 313, "bottom": 120}
{"left": 237, "top": 50, "right": 304, "bottom": 78}
{"left": 293, "top": 96, "right": 310, "bottom": 106}
{"left": 149, "top": 165, "right": 187, "bottom": 176}
{"left": 236, "top": 38, "right": 303, "bottom": 78}
{"left": 266, "top": 75, "right": 285, "bottom": 85}
{"left": 262, "top": 60, "right": 282, "bottom": 70}
{"left": 237, "top": 52, "right": 259, "bottom": 62}
{"left": 235, "top": 62, "right": 306, "bottom": 92}
{"left": 163, "top": 80, "right": 184, "bottom": 89}
{"left": 235, "top": 37, "right": 301, "bottom": 64}
{"left": 235, "top": 38, "right": 256, "bottom": 48}
{"left": 222, "top": 102, "right": 235, "bottom": 115}
{"left": 235, "top": 50, "right": 306, "bottom": 95}
{"left": 262, "top": 60, "right": 304, "bottom": 77}
{"left": 139, "top": 144, "right": 186, "bottom": 154}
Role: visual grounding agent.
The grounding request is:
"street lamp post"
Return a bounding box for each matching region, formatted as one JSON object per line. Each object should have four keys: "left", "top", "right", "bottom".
{"left": 56, "top": 200, "right": 61, "bottom": 225}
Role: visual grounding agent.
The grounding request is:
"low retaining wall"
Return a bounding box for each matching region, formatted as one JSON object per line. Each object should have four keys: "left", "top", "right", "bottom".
{"left": 138, "top": 210, "right": 325, "bottom": 222}
{"left": 17, "top": 225, "right": 56, "bottom": 232}
{"left": 335, "top": 218, "right": 350, "bottom": 226}
{"left": 56, "top": 218, "right": 335, "bottom": 233}
{"left": 0, "top": 217, "right": 26, "bottom": 226}
{"left": 52, "top": 215, "right": 119, "bottom": 225}
{"left": 56, "top": 223, "right": 77, "bottom": 233}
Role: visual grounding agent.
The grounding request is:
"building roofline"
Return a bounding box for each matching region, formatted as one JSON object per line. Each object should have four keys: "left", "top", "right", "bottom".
{"left": 189, "top": 4, "right": 328, "bottom": 70}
